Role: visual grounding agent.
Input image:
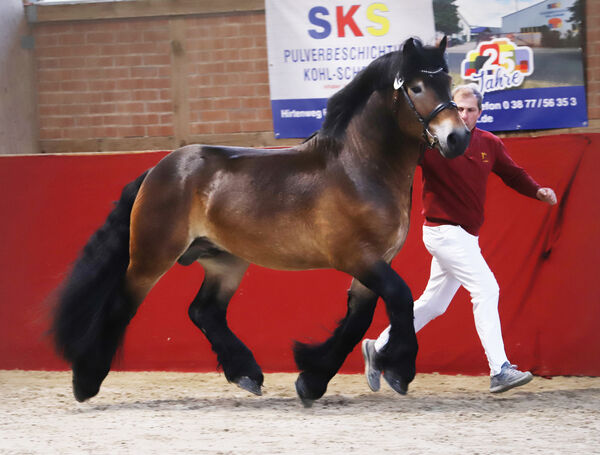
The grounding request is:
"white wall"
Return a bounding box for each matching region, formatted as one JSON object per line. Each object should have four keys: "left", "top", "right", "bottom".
{"left": 0, "top": 0, "right": 38, "bottom": 155}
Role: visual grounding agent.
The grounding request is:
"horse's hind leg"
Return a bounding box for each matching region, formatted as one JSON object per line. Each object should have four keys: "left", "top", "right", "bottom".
{"left": 187, "top": 253, "right": 263, "bottom": 395}
{"left": 294, "top": 279, "right": 377, "bottom": 406}
{"left": 70, "top": 227, "right": 184, "bottom": 402}
{"left": 69, "top": 290, "right": 138, "bottom": 402}
{"left": 69, "top": 162, "right": 195, "bottom": 402}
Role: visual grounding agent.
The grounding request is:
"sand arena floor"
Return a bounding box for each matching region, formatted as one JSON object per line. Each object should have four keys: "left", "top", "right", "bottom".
{"left": 0, "top": 370, "right": 599, "bottom": 454}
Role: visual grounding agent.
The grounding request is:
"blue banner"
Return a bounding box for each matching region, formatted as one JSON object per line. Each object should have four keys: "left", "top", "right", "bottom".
{"left": 454, "top": 30, "right": 588, "bottom": 132}
{"left": 476, "top": 86, "right": 588, "bottom": 131}
{"left": 271, "top": 98, "right": 327, "bottom": 139}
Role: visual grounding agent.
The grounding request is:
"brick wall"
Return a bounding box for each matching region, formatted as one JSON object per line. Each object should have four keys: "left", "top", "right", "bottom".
{"left": 185, "top": 14, "right": 271, "bottom": 138}
{"left": 30, "top": 2, "right": 600, "bottom": 153}
{"left": 33, "top": 9, "right": 280, "bottom": 153}
{"left": 36, "top": 19, "right": 173, "bottom": 143}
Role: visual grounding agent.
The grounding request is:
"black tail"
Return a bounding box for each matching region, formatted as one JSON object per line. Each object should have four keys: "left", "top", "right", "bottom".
{"left": 52, "top": 170, "right": 148, "bottom": 400}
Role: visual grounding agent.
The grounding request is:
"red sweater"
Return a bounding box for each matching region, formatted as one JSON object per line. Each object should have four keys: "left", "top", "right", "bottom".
{"left": 420, "top": 127, "right": 541, "bottom": 236}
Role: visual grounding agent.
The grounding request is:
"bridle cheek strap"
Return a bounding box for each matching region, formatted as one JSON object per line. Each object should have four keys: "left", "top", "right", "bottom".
{"left": 393, "top": 74, "right": 458, "bottom": 148}
{"left": 421, "top": 101, "right": 457, "bottom": 146}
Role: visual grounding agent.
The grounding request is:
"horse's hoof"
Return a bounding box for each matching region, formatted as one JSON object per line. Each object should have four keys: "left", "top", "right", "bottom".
{"left": 382, "top": 370, "right": 409, "bottom": 395}
{"left": 294, "top": 372, "right": 328, "bottom": 407}
{"left": 294, "top": 377, "right": 314, "bottom": 408}
{"left": 234, "top": 376, "right": 262, "bottom": 396}
{"left": 72, "top": 374, "right": 100, "bottom": 402}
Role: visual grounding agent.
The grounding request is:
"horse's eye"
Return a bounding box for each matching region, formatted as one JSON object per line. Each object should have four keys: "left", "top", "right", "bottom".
{"left": 410, "top": 86, "right": 422, "bottom": 94}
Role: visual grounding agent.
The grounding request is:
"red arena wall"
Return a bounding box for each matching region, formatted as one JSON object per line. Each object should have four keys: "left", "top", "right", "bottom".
{"left": 1, "top": 133, "right": 599, "bottom": 376}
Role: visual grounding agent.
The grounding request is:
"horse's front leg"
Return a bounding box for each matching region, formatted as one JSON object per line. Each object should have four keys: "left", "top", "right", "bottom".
{"left": 294, "top": 279, "right": 378, "bottom": 406}
{"left": 187, "top": 255, "right": 264, "bottom": 395}
{"left": 357, "top": 260, "right": 418, "bottom": 395}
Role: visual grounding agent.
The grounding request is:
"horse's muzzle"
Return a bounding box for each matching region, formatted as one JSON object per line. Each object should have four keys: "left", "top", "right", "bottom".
{"left": 440, "top": 127, "right": 470, "bottom": 159}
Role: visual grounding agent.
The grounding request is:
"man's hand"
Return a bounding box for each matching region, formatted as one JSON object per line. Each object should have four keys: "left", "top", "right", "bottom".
{"left": 537, "top": 187, "right": 557, "bottom": 205}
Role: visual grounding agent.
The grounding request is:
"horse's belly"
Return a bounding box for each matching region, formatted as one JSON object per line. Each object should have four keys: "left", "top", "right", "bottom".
{"left": 245, "top": 252, "right": 331, "bottom": 272}
{"left": 195, "top": 217, "right": 330, "bottom": 271}
{"left": 222, "top": 242, "right": 331, "bottom": 271}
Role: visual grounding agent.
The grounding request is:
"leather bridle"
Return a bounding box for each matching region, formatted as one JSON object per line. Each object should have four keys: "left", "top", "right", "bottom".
{"left": 393, "top": 69, "right": 458, "bottom": 148}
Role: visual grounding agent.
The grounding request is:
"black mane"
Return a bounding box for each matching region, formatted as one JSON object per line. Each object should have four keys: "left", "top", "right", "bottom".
{"left": 320, "top": 52, "right": 397, "bottom": 138}
{"left": 320, "top": 38, "right": 448, "bottom": 139}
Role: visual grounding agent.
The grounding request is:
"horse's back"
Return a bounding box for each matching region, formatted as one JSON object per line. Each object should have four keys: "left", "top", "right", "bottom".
{"left": 165, "top": 143, "right": 303, "bottom": 167}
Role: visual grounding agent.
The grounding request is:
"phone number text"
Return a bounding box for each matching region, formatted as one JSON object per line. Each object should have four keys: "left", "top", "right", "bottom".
{"left": 485, "top": 97, "right": 578, "bottom": 110}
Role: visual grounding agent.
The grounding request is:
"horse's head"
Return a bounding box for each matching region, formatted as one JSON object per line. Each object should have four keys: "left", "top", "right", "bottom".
{"left": 393, "top": 37, "right": 470, "bottom": 158}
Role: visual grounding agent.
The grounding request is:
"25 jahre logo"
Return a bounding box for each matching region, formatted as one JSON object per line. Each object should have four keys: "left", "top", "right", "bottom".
{"left": 461, "top": 38, "right": 534, "bottom": 95}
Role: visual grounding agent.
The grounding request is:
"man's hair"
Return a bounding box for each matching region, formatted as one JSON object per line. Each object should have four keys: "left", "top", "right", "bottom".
{"left": 452, "top": 83, "right": 483, "bottom": 111}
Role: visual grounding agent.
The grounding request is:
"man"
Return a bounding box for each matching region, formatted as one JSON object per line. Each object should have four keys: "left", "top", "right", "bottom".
{"left": 362, "top": 84, "right": 557, "bottom": 393}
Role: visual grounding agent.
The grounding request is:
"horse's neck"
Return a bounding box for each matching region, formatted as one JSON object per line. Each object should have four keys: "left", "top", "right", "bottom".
{"left": 341, "top": 91, "right": 422, "bottom": 184}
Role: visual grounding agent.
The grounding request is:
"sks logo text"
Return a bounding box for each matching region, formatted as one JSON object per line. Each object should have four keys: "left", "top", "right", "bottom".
{"left": 308, "top": 3, "right": 390, "bottom": 39}
{"left": 461, "top": 38, "right": 534, "bottom": 94}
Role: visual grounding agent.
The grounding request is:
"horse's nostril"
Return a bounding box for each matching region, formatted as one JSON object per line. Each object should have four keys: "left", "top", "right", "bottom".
{"left": 447, "top": 132, "right": 457, "bottom": 146}
{"left": 444, "top": 128, "right": 470, "bottom": 158}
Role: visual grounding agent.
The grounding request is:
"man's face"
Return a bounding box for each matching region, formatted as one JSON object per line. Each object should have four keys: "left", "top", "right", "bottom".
{"left": 453, "top": 91, "right": 482, "bottom": 131}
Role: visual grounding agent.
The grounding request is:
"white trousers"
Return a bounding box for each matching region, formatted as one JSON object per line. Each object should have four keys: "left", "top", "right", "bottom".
{"left": 374, "top": 224, "right": 509, "bottom": 375}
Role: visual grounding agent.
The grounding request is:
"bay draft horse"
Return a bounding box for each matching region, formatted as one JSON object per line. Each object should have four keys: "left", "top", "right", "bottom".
{"left": 52, "top": 37, "right": 470, "bottom": 406}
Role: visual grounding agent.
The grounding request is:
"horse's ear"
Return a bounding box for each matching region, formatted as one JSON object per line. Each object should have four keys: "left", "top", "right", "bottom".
{"left": 402, "top": 37, "right": 422, "bottom": 58}
{"left": 438, "top": 36, "right": 447, "bottom": 53}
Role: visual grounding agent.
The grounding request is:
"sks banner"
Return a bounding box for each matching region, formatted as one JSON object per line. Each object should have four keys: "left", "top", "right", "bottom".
{"left": 266, "top": 0, "right": 587, "bottom": 136}
{"left": 265, "top": 0, "right": 435, "bottom": 138}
